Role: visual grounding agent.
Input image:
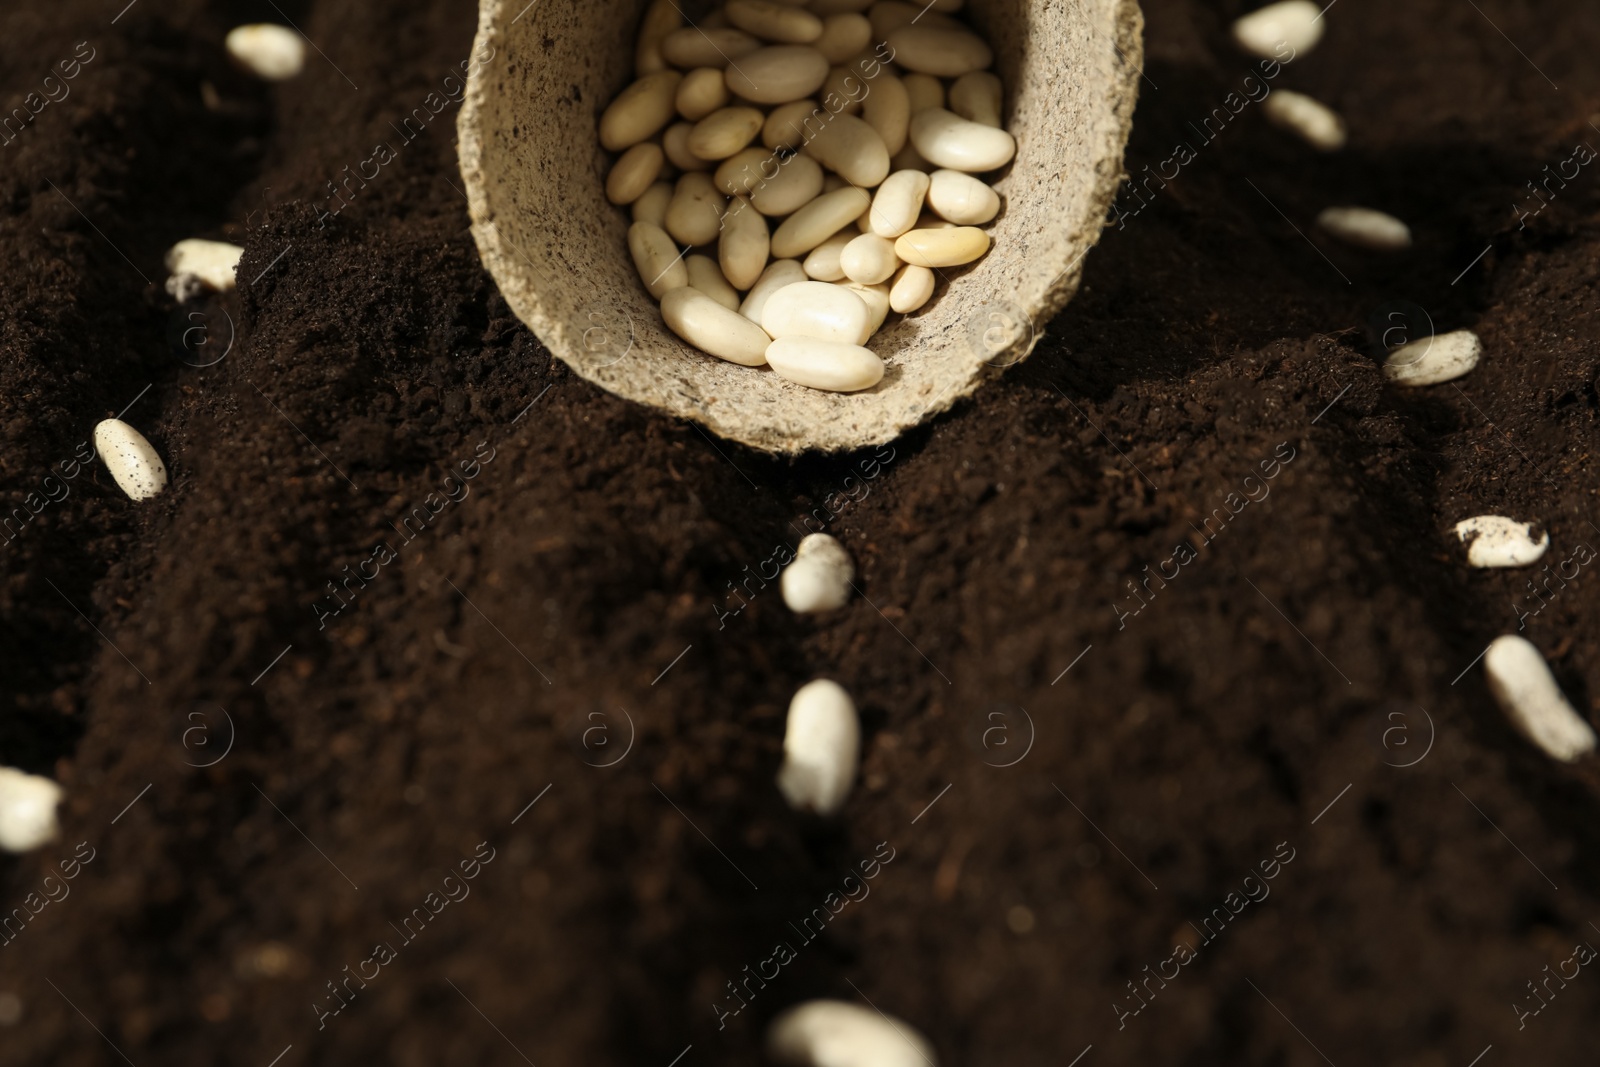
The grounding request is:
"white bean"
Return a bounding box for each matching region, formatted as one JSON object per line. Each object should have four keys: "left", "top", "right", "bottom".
{"left": 869, "top": 169, "right": 930, "bottom": 236}
{"left": 803, "top": 233, "right": 855, "bottom": 281}
{"left": 861, "top": 72, "right": 911, "bottom": 155}
{"left": 676, "top": 67, "right": 731, "bottom": 120}
{"left": 909, "top": 108, "right": 1015, "bottom": 172}
{"left": 634, "top": 0, "right": 682, "bottom": 76}
{"left": 886, "top": 25, "right": 993, "bottom": 77}
{"left": 838, "top": 279, "right": 890, "bottom": 334}
{"left": 0, "top": 767, "right": 63, "bottom": 853}
{"left": 814, "top": 13, "right": 872, "bottom": 63}
{"left": 660, "top": 28, "right": 761, "bottom": 69}
{"left": 715, "top": 146, "right": 778, "bottom": 196}
{"left": 661, "top": 287, "right": 771, "bottom": 366}
{"left": 628, "top": 221, "right": 689, "bottom": 299}
{"left": 688, "top": 106, "right": 765, "bottom": 159}
{"left": 804, "top": 112, "right": 890, "bottom": 187}
{"left": 926, "top": 168, "right": 999, "bottom": 224}
{"left": 1383, "top": 329, "right": 1480, "bottom": 386}
{"left": 1454, "top": 515, "right": 1549, "bottom": 568}
{"left": 225, "top": 24, "right": 306, "bottom": 81}
{"left": 782, "top": 533, "right": 855, "bottom": 612}
{"left": 895, "top": 225, "right": 989, "bottom": 267}
{"left": 776, "top": 680, "right": 861, "bottom": 813}
{"left": 687, "top": 254, "right": 742, "bottom": 310}
{"left": 725, "top": 45, "right": 831, "bottom": 105}
{"left": 889, "top": 262, "right": 935, "bottom": 312}
{"left": 600, "top": 71, "right": 684, "bottom": 151}
{"left": 720, "top": 195, "right": 771, "bottom": 289}
{"left": 751, "top": 153, "right": 826, "bottom": 215}
{"left": 662, "top": 122, "right": 711, "bottom": 171}
{"left": 1318, "top": 206, "right": 1411, "bottom": 250}
{"left": 811, "top": 0, "right": 873, "bottom": 12}
{"left": 949, "top": 70, "right": 1003, "bottom": 127}
{"left": 631, "top": 181, "right": 674, "bottom": 227}
{"left": 606, "top": 142, "right": 665, "bottom": 205}
{"left": 94, "top": 418, "right": 168, "bottom": 501}
{"left": 840, "top": 232, "right": 899, "bottom": 284}
{"left": 763, "top": 280, "right": 872, "bottom": 343}
{"left": 771, "top": 186, "right": 871, "bottom": 257}
{"left": 869, "top": 0, "right": 963, "bottom": 39}
{"left": 764, "top": 99, "right": 827, "bottom": 150}
{"left": 164, "top": 239, "right": 243, "bottom": 295}
{"left": 665, "top": 172, "right": 727, "bottom": 246}
{"left": 1232, "top": 0, "right": 1324, "bottom": 61}
{"left": 740, "top": 259, "right": 809, "bottom": 323}
{"left": 768, "top": 1000, "right": 936, "bottom": 1067}
{"left": 726, "top": 0, "right": 824, "bottom": 44}
{"left": 1484, "top": 635, "right": 1597, "bottom": 762}
{"left": 765, "top": 337, "right": 884, "bottom": 391}
{"left": 1261, "top": 90, "right": 1346, "bottom": 151}
{"left": 903, "top": 72, "right": 945, "bottom": 114}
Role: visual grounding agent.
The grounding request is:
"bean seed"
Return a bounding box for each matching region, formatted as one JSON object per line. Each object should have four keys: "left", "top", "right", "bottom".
{"left": 1454, "top": 515, "right": 1549, "bottom": 568}
{"left": 629, "top": 222, "right": 690, "bottom": 301}
{"left": 909, "top": 107, "right": 1015, "bottom": 171}
{"left": 1383, "top": 329, "right": 1480, "bottom": 386}
{"left": 665, "top": 172, "right": 727, "bottom": 246}
{"left": 840, "top": 233, "right": 899, "bottom": 284}
{"left": 687, "top": 255, "right": 742, "bottom": 310}
{"left": 776, "top": 680, "right": 861, "bottom": 814}
{"left": 862, "top": 72, "right": 911, "bottom": 155}
{"left": 225, "top": 24, "right": 306, "bottom": 81}
{"left": 837, "top": 279, "right": 890, "bottom": 334}
{"left": 804, "top": 112, "right": 891, "bottom": 186}
{"left": 803, "top": 233, "right": 855, "bottom": 281}
{"left": 772, "top": 186, "right": 872, "bottom": 257}
{"left": 869, "top": 169, "right": 930, "bottom": 236}
{"left": 814, "top": 13, "right": 872, "bottom": 63}
{"left": 725, "top": 45, "right": 831, "bottom": 105}
{"left": 762, "top": 280, "right": 872, "bottom": 343}
{"left": 740, "top": 259, "right": 809, "bottom": 323}
{"left": 903, "top": 72, "right": 945, "bottom": 114}
{"left": 769, "top": 1001, "right": 935, "bottom": 1067}
{"left": 661, "top": 286, "right": 772, "bottom": 366}
{"left": 1484, "top": 635, "right": 1597, "bottom": 762}
{"left": 0, "top": 767, "right": 63, "bottom": 854}
{"left": 949, "top": 70, "right": 1003, "bottom": 127}
{"left": 631, "top": 181, "right": 675, "bottom": 227}
{"left": 676, "top": 67, "right": 731, "bottom": 120}
{"left": 662, "top": 122, "right": 711, "bottom": 171}
{"left": 688, "top": 106, "right": 765, "bottom": 159}
{"left": 1232, "top": 0, "right": 1324, "bottom": 61}
{"left": 926, "top": 168, "right": 999, "bottom": 224}
{"left": 94, "top": 418, "right": 168, "bottom": 501}
{"left": 764, "top": 99, "right": 827, "bottom": 150}
{"left": 889, "top": 262, "right": 935, "bottom": 312}
{"left": 895, "top": 225, "right": 990, "bottom": 267}
{"left": 887, "top": 25, "right": 993, "bottom": 77}
{"left": 600, "top": 71, "right": 685, "bottom": 151}
{"left": 781, "top": 533, "right": 855, "bottom": 612}
{"left": 606, "top": 142, "right": 665, "bottom": 204}
{"left": 164, "top": 239, "right": 244, "bottom": 294}
{"left": 635, "top": 0, "right": 682, "bottom": 76}
{"left": 1261, "top": 90, "right": 1345, "bottom": 151}
{"left": 660, "top": 27, "right": 761, "bottom": 69}
{"left": 720, "top": 194, "right": 771, "bottom": 288}
{"left": 765, "top": 337, "right": 884, "bottom": 391}
{"left": 726, "top": 0, "right": 824, "bottom": 44}
{"left": 751, "top": 153, "right": 826, "bottom": 215}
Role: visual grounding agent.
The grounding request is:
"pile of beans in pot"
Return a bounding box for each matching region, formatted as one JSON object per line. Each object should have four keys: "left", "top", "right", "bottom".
{"left": 599, "top": 0, "right": 1014, "bottom": 393}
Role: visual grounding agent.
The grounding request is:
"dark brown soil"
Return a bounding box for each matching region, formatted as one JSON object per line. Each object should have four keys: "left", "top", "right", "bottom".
{"left": 5, "top": 0, "right": 1600, "bottom": 1063}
